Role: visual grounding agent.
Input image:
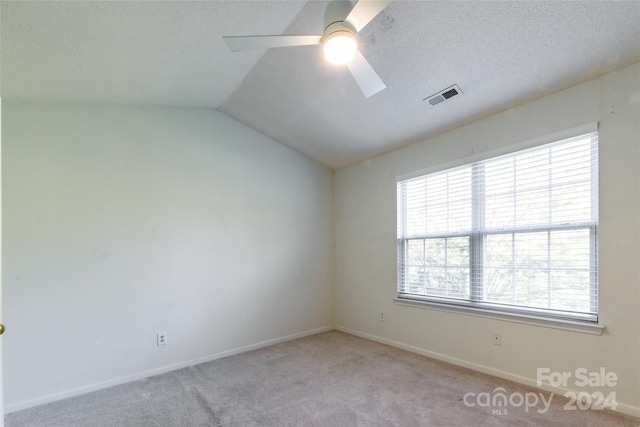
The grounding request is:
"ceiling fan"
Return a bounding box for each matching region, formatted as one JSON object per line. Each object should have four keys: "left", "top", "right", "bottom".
{"left": 223, "top": 0, "right": 391, "bottom": 98}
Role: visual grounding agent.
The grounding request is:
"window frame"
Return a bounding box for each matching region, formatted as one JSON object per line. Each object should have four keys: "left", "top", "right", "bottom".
{"left": 395, "top": 123, "right": 603, "bottom": 335}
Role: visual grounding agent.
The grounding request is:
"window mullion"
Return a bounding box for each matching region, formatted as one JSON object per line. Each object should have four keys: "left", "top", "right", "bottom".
{"left": 422, "top": 239, "right": 427, "bottom": 294}
{"left": 511, "top": 233, "right": 515, "bottom": 302}
{"left": 470, "top": 163, "right": 485, "bottom": 301}
{"left": 547, "top": 230, "right": 551, "bottom": 309}
{"left": 547, "top": 149, "right": 552, "bottom": 309}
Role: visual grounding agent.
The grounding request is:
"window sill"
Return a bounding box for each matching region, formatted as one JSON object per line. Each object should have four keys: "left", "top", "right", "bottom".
{"left": 393, "top": 297, "right": 605, "bottom": 335}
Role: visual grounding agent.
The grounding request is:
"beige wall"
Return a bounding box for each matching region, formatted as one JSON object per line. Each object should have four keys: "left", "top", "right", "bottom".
{"left": 2, "top": 103, "right": 334, "bottom": 410}
{"left": 334, "top": 63, "right": 640, "bottom": 416}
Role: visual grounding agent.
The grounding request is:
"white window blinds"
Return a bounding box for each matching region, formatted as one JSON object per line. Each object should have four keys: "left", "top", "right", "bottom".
{"left": 397, "top": 130, "right": 598, "bottom": 322}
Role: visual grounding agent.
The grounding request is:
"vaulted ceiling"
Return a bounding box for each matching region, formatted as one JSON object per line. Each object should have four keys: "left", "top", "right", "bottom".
{"left": 2, "top": 1, "right": 639, "bottom": 168}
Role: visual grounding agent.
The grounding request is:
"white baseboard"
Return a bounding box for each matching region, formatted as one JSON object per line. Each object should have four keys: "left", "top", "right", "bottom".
{"left": 8, "top": 325, "right": 639, "bottom": 420}
{"left": 5, "top": 325, "right": 333, "bottom": 414}
{"left": 335, "top": 325, "right": 640, "bottom": 420}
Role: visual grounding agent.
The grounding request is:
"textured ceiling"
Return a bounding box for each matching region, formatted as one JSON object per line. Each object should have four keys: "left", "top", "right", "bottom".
{"left": 0, "top": 1, "right": 307, "bottom": 107}
{"left": 2, "top": 1, "right": 640, "bottom": 168}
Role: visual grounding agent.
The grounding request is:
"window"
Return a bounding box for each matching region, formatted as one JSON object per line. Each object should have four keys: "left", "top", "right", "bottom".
{"left": 397, "top": 130, "right": 598, "bottom": 323}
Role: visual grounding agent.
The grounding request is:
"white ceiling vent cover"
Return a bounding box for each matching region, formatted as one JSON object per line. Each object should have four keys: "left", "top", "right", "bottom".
{"left": 424, "top": 84, "right": 462, "bottom": 106}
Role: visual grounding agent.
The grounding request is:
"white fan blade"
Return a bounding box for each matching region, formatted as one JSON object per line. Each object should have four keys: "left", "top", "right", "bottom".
{"left": 346, "top": 50, "right": 386, "bottom": 98}
{"left": 223, "top": 35, "right": 322, "bottom": 52}
{"left": 345, "top": 0, "right": 391, "bottom": 33}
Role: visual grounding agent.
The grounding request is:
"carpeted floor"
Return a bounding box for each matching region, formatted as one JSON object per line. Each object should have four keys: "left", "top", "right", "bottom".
{"left": 5, "top": 331, "right": 639, "bottom": 426}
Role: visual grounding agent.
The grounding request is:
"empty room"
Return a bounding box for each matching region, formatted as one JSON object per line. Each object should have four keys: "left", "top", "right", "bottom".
{"left": 1, "top": 1, "right": 639, "bottom": 426}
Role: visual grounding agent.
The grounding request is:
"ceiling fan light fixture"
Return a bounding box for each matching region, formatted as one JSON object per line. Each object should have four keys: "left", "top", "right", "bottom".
{"left": 223, "top": 0, "right": 390, "bottom": 97}
{"left": 323, "top": 31, "right": 357, "bottom": 65}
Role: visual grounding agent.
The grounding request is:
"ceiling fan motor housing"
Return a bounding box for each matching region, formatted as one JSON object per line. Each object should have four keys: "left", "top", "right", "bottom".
{"left": 324, "top": 0, "right": 355, "bottom": 29}
{"left": 323, "top": 21, "right": 356, "bottom": 40}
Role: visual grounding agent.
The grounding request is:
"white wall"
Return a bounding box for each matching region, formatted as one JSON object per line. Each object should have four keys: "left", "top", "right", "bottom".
{"left": 334, "top": 63, "right": 640, "bottom": 416}
{"left": 2, "top": 103, "right": 333, "bottom": 410}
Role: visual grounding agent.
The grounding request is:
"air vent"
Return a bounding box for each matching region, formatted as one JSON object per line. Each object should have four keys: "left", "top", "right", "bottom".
{"left": 424, "top": 84, "right": 462, "bottom": 106}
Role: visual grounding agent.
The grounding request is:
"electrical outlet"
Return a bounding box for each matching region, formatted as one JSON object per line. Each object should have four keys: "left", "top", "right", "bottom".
{"left": 157, "top": 332, "right": 168, "bottom": 346}
{"left": 492, "top": 333, "right": 502, "bottom": 346}
{"left": 380, "top": 311, "right": 385, "bottom": 321}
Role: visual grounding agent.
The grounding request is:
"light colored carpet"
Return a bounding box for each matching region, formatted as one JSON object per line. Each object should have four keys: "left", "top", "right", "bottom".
{"left": 5, "top": 331, "right": 639, "bottom": 426}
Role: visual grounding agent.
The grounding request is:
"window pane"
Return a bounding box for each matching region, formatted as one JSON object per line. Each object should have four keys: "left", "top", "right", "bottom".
{"left": 514, "top": 269, "right": 550, "bottom": 308}
{"left": 550, "top": 229, "right": 591, "bottom": 269}
{"left": 405, "top": 178, "right": 426, "bottom": 236}
{"left": 515, "top": 189, "right": 549, "bottom": 225}
{"left": 551, "top": 183, "right": 591, "bottom": 224}
{"left": 426, "top": 204, "right": 448, "bottom": 234}
{"left": 407, "top": 240, "right": 424, "bottom": 265}
{"left": 406, "top": 206, "right": 426, "bottom": 236}
{"left": 424, "top": 166, "right": 472, "bottom": 234}
{"left": 406, "top": 266, "right": 425, "bottom": 295}
{"left": 551, "top": 138, "right": 592, "bottom": 185}
{"left": 447, "top": 237, "right": 469, "bottom": 267}
{"left": 485, "top": 194, "right": 514, "bottom": 229}
{"left": 485, "top": 234, "right": 513, "bottom": 268}
{"left": 515, "top": 148, "right": 549, "bottom": 191}
{"left": 425, "top": 266, "right": 446, "bottom": 296}
{"left": 514, "top": 232, "right": 548, "bottom": 269}
{"left": 402, "top": 237, "right": 470, "bottom": 299}
{"left": 485, "top": 157, "right": 514, "bottom": 197}
{"left": 446, "top": 268, "right": 470, "bottom": 299}
{"left": 484, "top": 267, "right": 514, "bottom": 303}
{"left": 449, "top": 201, "right": 472, "bottom": 231}
{"left": 425, "top": 238, "right": 445, "bottom": 266}
{"left": 550, "top": 269, "right": 592, "bottom": 312}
